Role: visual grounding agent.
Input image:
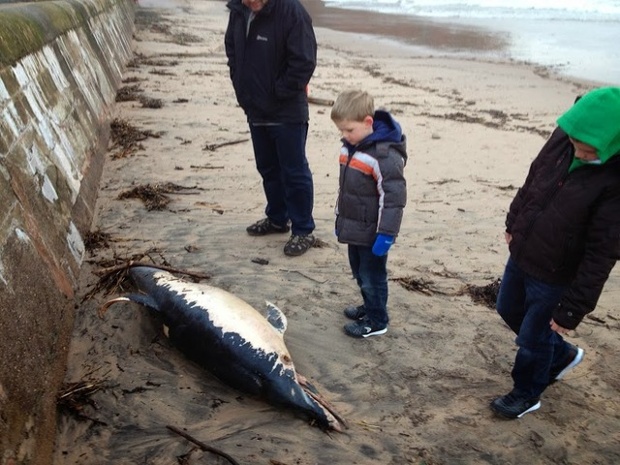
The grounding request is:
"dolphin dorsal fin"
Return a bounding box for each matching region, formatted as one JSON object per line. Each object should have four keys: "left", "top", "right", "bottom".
{"left": 265, "top": 301, "right": 287, "bottom": 334}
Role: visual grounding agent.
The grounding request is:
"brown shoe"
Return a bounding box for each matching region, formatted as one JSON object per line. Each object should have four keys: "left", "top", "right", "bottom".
{"left": 246, "top": 218, "right": 290, "bottom": 236}
{"left": 283, "top": 234, "right": 315, "bottom": 256}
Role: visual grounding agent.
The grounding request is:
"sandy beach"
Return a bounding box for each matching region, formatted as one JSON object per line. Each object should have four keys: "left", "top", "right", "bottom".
{"left": 54, "top": 0, "right": 620, "bottom": 463}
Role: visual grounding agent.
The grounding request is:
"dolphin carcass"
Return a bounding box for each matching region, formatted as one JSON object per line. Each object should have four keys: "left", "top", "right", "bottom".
{"left": 100, "top": 265, "right": 346, "bottom": 431}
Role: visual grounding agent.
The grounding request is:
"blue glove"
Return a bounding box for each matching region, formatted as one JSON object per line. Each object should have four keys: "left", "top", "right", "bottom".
{"left": 372, "top": 234, "right": 394, "bottom": 256}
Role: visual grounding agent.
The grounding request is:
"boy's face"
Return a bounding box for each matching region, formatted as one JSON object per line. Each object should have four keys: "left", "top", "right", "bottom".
{"left": 334, "top": 116, "right": 374, "bottom": 146}
{"left": 569, "top": 138, "right": 599, "bottom": 162}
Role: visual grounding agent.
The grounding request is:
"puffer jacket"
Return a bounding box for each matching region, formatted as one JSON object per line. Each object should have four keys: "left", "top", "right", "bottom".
{"left": 224, "top": 0, "right": 316, "bottom": 123}
{"left": 336, "top": 110, "right": 407, "bottom": 246}
{"left": 506, "top": 127, "right": 620, "bottom": 329}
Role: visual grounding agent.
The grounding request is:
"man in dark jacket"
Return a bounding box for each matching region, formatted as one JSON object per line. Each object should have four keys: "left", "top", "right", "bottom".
{"left": 491, "top": 86, "right": 620, "bottom": 419}
{"left": 225, "top": 0, "right": 317, "bottom": 257}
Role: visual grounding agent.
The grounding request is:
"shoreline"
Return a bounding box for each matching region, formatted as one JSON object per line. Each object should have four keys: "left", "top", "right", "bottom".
{"left": 302, "top": 0, "right": 509, "bottom": 53}
{"left": 301, "top": 0, "right": 619, "bottom": 86}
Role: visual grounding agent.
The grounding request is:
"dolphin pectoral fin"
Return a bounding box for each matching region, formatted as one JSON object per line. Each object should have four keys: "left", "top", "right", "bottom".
{"left": 265, "top": 301, "right": 287, "bottom": 334}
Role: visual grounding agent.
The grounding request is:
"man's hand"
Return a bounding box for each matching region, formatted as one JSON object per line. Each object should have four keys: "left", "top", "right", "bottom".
{"left": 550, "top": 319, "right": 570, "bottom": 335}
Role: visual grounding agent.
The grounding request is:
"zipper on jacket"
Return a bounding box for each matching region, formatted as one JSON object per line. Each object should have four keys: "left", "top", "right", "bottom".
{"left": 337, "top": 151, "right": 354, "bottom": 213}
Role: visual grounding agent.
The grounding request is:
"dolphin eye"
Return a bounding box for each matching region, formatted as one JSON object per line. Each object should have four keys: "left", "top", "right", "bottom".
{"left": 282, "top": 355, "right": 292, "bottom": 363}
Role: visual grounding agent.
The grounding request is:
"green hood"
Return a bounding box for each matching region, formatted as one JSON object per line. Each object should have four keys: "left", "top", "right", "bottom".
{"left": 556, "top": 86, "right": 620, "bottom": 172}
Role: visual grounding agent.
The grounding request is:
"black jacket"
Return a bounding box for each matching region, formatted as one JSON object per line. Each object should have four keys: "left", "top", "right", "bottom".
{"left": 224, "top": 0, "right": 317, "bottom": 123}
{"left": 506, "top": 127, "right": 620, "bottom": 329}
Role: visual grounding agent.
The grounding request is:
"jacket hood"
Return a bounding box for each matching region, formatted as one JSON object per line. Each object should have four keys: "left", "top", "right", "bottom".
{"left": 367, "top": 110, "right": 403, "bottom": 145}
{"left": 557, "top": 87, "right": 620, "bottom": 170}
{"left": 343, "top": 110, "right": 406, "bottom": 161}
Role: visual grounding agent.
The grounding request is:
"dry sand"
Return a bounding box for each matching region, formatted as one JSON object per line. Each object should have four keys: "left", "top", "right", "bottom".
{"left": 54, "top": 0, "right": 620, "bottom": 463}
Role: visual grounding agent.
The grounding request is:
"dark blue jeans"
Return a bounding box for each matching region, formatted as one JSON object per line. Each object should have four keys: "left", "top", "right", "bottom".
{"left": 249, "top": 123, "right": 315, "bottom": 236}
{"left": 348, "top": 244, "right": 389, "bottom": 328}
{"left": 496, "top": 257, "right": 573, "bottom": 398}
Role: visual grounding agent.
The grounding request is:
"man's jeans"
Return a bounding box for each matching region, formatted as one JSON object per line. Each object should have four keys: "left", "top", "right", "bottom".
{"left": 496, "top": 257, "right": 573, "bottom": 398}
{"left": 249, "top": 123, "right": 315, "bottom": 236}
{"left": 348, "top": 244, "right": 389, "bottom": 328}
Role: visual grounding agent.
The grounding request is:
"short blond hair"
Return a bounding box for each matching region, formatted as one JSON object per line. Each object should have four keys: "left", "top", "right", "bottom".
{"left": 330, "top": 90, "right": 374, "bottom": 122}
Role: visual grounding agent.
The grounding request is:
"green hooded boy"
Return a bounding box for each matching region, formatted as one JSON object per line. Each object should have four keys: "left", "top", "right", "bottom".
{"left": 491, "top": 86, "right": 620, "bottom": 420}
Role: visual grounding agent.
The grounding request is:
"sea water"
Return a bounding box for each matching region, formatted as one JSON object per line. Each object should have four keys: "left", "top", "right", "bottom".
{"left": 323, "top": 0, "right": 620, "bottom": 84}
{"left": 324, "top": 0, "right": 620, "bottom": 20}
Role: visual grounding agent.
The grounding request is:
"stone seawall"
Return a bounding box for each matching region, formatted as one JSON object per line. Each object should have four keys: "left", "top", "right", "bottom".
{"left": 0, "top": 0, "right": 134, "bottom": 463}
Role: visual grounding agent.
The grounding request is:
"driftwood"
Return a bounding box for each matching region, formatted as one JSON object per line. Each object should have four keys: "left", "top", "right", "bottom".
{"left": 308, "top": 96, "right": 334, "bottom": 106}
{"left": 203, "top": 138, "right": 249, "bottom": 151}
{"left": 166, "top": 425, "right": 240, "bottom": 465}
{"left": 94, "top": 261, "right": 211, "bottom": 281}
{"left": 189, "top": 164, "right": 225, "bottom": 170}
{"left": 57, "top": 379, "right": 107, "bottom": 426}
{"left": 82, "top": 260, "right": 212, "bottom": 302}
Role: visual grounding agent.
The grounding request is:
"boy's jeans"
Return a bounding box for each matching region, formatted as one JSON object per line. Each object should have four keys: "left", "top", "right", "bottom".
{"left": 496, "top": 257, "right": 573, "bottom": 398}
{"left": 348, "top": 244, "right": 389, "bottom": 328}
{"left": 249, "top": 122, "right": 315, "bottom": 236}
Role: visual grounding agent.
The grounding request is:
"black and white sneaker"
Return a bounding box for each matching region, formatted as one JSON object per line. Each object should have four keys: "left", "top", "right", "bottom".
{"left": 552, "top": 345, "right": 585, "bottom": 382}
{"left": 491, "top": 391, "right": 541, "bottom": 419}
{"left": 343, "top": 305, "right": 366, "bottom": 320}
{"left": 343, "top": 318, "right": 387, "bottom": 338}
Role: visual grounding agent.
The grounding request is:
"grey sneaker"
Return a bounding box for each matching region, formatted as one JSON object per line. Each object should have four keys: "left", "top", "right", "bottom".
{"left": 344, "top": 305, "right": 366, "bottom": 320}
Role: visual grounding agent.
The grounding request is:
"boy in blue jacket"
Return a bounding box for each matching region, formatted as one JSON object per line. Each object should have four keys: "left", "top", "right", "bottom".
{"left": 330, "top": 90, "right": 408, "bottom": 338}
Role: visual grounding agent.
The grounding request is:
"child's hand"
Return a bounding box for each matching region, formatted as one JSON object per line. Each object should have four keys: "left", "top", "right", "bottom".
{"left": 372, "top": 234, "right": 394, "bottom": 256}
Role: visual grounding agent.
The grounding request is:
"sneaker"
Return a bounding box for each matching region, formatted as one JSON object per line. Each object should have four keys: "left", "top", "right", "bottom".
{"left": 344, "top": 305, "right": 366, "bottom": 320}
{"left": 550, "top": 345, "right": 585, "bottom": 384}
{"left": 343, "top": 318, "right": 387, "bottom": 338}
{"left": 246, "top": 218, "right": 290, "bottom": 236}
{"left": 490, "top": 391, "right": 541, "bottom": 419}
{"left": 283, "top": 234, "right": 315, "bottom": 257}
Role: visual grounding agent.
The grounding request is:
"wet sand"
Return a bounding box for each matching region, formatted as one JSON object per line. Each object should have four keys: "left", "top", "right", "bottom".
{"left": 302, "top": 0, "right": 510, "bottom": 53}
